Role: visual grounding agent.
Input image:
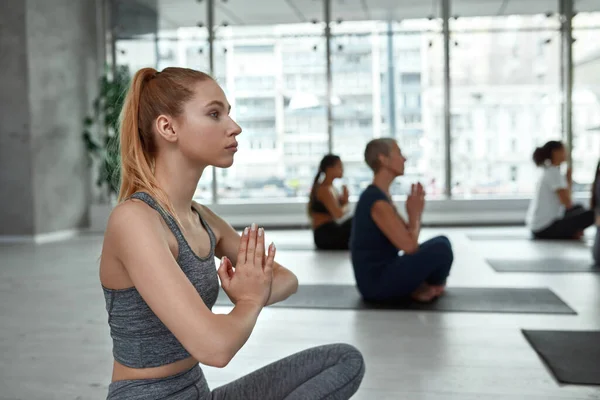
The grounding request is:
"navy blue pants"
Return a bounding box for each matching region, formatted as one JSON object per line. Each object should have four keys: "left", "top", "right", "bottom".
{"left": 358, "top": 235, "right": 454, "bottom": 301}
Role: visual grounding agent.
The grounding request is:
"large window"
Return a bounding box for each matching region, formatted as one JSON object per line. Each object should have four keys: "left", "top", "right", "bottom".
{"left": 111, "top": 1, "right": 599, "bottom": 206}
{"left": 330, "top": 19, "right": 444, "bottom": 197}
{"left": 449, "top": 15, "right": 562, "bottom": 197}
{"left": 330, "top": 21, "right": 378, "bottom": 197}
{"left": 213, "top": 24, "right": 327, "bottom": 202}
{"left": 573, "top": 12, "right": 600, "bottom": 193}
{"left": 115, "top": 34, "right": 158, "bottom": 73}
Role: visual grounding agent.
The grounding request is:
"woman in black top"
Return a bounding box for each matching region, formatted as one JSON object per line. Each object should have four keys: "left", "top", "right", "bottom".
{"left": 308, "top": 154, "right": 352, "bottom": 250}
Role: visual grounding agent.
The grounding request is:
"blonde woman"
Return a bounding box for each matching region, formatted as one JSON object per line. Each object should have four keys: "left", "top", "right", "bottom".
{"left": 99, "top": 67, "right": 364, "bottom": 399}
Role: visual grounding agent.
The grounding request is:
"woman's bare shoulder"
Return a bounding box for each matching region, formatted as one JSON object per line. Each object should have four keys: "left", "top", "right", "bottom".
{"left": 107, "top": 200, "right": 162, "bottom": 231}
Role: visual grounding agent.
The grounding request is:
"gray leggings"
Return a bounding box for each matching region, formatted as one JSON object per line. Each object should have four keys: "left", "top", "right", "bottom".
{"left": 107, "top": 343, "right": 365, "bottom": 400}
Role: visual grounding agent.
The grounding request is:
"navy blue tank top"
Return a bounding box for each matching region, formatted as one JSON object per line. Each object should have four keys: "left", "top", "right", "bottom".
{"left": 102, "top": 192, "right": 219, "bottom": 368}
{"left": 350, "top": 185, "right": 399, "bottom": 273}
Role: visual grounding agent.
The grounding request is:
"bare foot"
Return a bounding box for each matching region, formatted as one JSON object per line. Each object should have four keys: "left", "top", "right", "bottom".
{"left": 430, "top": 285, "right": 446, "bottom": 297}
{"left": 411, "top": 284, "right": 437, "bottom": 302}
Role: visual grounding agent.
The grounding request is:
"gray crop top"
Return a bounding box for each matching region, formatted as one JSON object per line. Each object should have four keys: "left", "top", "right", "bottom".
{"left": 102, "top": 192, "right": 219, "bottom": 368}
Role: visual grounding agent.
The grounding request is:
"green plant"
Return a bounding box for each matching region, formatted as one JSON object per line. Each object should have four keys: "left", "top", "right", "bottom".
{"left": 83, "top": 65, "right": 131, "bottom": 201}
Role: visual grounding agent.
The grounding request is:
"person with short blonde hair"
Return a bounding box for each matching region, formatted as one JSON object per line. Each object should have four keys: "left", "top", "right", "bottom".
{"left": 350, "top": 138, "right": 454, "bottom": 303}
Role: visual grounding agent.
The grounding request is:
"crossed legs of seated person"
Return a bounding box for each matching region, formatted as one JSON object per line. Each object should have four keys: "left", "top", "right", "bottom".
{"left": 108, "top": 343, "right": 365, "bottom": 400}
{"left": 313, "top": 218, "right": 353, "bottom": 250}
{"left": 533, "top": 205, "right": 595, "bottom": 240}
{"left": 356, "top": 236, "right": 454, "bottom": 303}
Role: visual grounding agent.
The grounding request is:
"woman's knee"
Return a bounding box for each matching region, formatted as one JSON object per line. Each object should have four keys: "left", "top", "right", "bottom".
{"left": 430, "top": 235, "right": 451, "bottom": 248}
{"left": 329, "top": 344, "right": 365, "bottom": 374}
{"left": 329, "top": 343, "right": 363, "bottom": 359}
{"left": 431, "top": 236, "right": 454, "bottom": 261}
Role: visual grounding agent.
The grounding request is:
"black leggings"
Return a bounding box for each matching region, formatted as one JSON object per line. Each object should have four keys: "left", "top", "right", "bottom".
{"left": 313, "top": 218, "right": 352, "bottom": 250}
{"left": 533, "top": 205, "right": 595, "bottom": 240}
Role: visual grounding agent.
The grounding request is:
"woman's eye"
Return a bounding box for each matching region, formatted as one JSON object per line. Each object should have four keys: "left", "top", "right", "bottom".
{"left": 210, "top": 112, "right": 219, "bottom": 119}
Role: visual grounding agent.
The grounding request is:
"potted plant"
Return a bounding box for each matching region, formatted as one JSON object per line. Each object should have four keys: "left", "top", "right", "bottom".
{"left": 83, "top": 65, "right": 130, "bottom": 231}
{"left": 83, "top": 65, "right": 131, "bottom": 205}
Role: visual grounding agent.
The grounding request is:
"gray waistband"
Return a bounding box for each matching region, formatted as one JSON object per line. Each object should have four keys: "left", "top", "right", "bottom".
{"left": 107, "top": 365, "right": 210, "bottom": 399}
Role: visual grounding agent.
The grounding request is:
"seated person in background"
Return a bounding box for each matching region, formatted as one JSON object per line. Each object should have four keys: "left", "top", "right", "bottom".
{"left": 592, "top": 160, "right": 600, "bottom": 265}
{"left": 308, "top": 154, "right": 353, "bottom": 250}
{"left": 526, "top": 140, "right": 594, "bottom": 240}
{"left": 350, "top": 138, "right": 453, "bottom": 303}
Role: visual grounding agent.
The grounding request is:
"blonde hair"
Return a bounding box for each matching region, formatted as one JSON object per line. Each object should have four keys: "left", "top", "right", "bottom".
{"left": 364, "top": 138, "right": 397, "bottom": 172}
{"left": 117, "top": 67, "right": 212, "bottom": 218}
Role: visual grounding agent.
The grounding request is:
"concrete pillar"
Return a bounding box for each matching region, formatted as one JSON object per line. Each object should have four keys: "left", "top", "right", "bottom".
{"left": 0, "top": 0, "right": 104, "bottom": 237}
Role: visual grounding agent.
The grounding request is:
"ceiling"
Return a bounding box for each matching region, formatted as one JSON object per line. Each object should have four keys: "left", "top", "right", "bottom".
{"left": 147, "top": 0, "right": 600, "bottom": 30}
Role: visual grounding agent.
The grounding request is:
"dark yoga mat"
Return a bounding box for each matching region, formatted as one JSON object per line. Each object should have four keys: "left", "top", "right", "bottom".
{"left": 215, "top": 285, "right": 575, "bottom": 314}
{"left": 467, "top": 233, "right": 594, "bottom": 242}
{"left": 522, "top": 330, "right": 600, "bottom": 385}
{"left": 486, "top": 259, "right": 600, "bottom": 273}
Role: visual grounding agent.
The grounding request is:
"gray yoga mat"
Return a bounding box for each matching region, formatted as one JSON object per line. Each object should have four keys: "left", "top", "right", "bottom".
{"left": 486, "top": 259, "right": 600, "bottom": 273}
{"left": 273, "top": 243, "right": 351, "bottom": 251}
{"left": 215, "top": 285, "right": 575, "bottom": 314}
{"left": 274, "top": 243, "right": 317, "bottom": 251}
{"left": 467, "top": 233, "right": 534, "bottom": 241}
{"left": 522, "top": 330, "right": 600, "bottom": 385}
{"left": 467, "top": 233, "right": 594, "bottom": 242}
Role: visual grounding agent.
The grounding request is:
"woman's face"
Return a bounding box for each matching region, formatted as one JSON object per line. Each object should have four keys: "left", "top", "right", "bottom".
{"left": 552, "top": 146, "right": 567, "bottom": 165}
{"left": 324, "top": 159, "right": 344, "bottom": 180}
{"left": 171, "top": 80, "right": 242, "bottom": 168}
{"left": 332, "top": 160, "right": 344, "bottom": 179}
{"left": 382, "top": 142, "right": 406, "bottom": 177}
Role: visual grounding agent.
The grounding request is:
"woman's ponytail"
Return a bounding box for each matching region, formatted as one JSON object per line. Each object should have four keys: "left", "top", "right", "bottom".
{"left": 118, "top": 68, "right": 161, "bottom": 202}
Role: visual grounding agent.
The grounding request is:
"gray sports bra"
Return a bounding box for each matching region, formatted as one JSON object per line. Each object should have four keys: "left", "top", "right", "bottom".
{"left": 102, "top": 192, "right": 219, "bottom": 368}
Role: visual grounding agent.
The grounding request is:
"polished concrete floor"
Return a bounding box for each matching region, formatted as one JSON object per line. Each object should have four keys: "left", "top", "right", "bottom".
{"left": 0, "top": 227, "right": 599, "bottom": 399}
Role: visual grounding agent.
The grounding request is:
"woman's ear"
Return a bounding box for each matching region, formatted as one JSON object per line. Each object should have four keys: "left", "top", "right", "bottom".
{"left": 378, "top": 153, "right": 388, "bottom": 168}
{"left": 155, "top": 115, "right": 178, "bottom": 143}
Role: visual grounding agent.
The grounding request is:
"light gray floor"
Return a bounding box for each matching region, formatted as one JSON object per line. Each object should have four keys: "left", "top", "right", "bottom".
{"left": 0, "top": 227, "right": 599, "bottom": 399}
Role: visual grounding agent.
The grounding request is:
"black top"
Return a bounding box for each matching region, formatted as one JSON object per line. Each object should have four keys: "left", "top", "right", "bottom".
{"left": 310, "top": 192, "right": 331, "bottom": 215}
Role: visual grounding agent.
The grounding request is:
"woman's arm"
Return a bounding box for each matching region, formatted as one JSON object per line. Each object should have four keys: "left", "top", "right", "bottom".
{"left": 105, "top": 202, "right": 264, "bottom": 368}
{"left": 370, "top": 200, "right": 419, "bottom": 254}
{"left": 317, "top": 186, "right": 348, "bottom": 220}
{"left": 338, "top": 185, "right": 350, "bottom": 206}
{"left": 199, "top": 204, "right": 298, "bottom": 305}
{"left": 547, "top": 167, "right": 572, "bottom": 208}
{"left": 556, "top": 189, "right": 573, "bottom": 208}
